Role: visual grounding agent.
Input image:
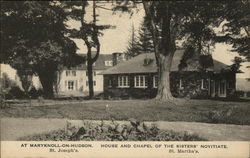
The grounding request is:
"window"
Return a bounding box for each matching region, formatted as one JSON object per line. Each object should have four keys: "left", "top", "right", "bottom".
{"left": 201, "top": 79, "right": 207, "bottom": 89}
{"left": 93, "top": 71, "right": 96, "bottom": 76}
{"left": 179, "top": 79, "right": 184, "bottom": 89}
{"left": 67, "top": 81, "right": 74, "bottom": 90}
{"left": 93, "top": 81, "right": 96, "bottom": 86}
{"left": 66, "top": 70, "right": 70, "bottom": 76}
{"left": 86, "top": 71, "right": 88, "bottom": 76}
{"left": 118, "top": 76, "right": 129, "bottom": 87}
{"left": 220, "top": 80, "right": 226, "bottom": 94}
{"left": 227, "top": 80, "right": 234, "bottom": 89}
{"left": 72, "top": 71, "right": 76, "bottom": 76}
{"left": 134, "top": 75, "right": 147, "bottom": 88}
{"left": 105, "top": 60, "right": 113, "bottom": 66}
{"left": 108, "top": 79, "right": 112, "bottom": 87}
{"left": 66, "top": 70, "right": 76, "bottom": 77}
{"left": 153, "top": 75, "right": 158, "bottom": 88}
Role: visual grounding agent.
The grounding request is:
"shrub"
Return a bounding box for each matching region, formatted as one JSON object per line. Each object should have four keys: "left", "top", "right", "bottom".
{"left": 28, "top": 86, "right": 39, "bottom": 99}
{"left": 6, "top": 86, "right": 25, "bottom": 99}
{"left": 18, "top": 119, "right": 206, "bottom": 141}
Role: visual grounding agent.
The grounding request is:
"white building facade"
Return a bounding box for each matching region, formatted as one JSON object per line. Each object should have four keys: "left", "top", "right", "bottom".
{"left": 57, "top": 54, "right": 115, "bottom": 96}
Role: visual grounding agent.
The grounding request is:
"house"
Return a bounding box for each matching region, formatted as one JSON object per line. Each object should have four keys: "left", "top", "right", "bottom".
{"left": 57, "top": 53, "right": 126, "bottom": 97}
{"left": 100, "top": 49, "right": 237, "bottom": 99}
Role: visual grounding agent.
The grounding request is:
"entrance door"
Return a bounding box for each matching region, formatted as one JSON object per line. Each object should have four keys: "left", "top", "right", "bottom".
{"left": 218, "top": 80, "right": 226, "bottom": 97}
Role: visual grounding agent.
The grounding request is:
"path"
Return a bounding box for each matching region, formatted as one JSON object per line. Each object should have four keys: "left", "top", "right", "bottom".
{"left": 1, "top": 118, "right": 249, "bottom": 141}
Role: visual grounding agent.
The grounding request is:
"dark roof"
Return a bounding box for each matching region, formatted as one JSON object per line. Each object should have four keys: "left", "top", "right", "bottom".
{"left": 67, "top": 54, "right": 113, "bottom": 70}
{"left": 100, "top": 50, "right": 230, "bottom": 75}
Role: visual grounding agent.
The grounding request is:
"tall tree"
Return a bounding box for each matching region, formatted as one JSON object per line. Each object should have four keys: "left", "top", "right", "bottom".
{"left": 217, "top": 0, "right": 250, "bottom": 61}
{"left": 137, "top": 17, "right": 154, "bottom": 54}
{"left": 64, "top": 0, "right": 112, "bottom": 98}
{"left": 125, "top": 23, "right": 139, "bottom": 57}
{"left": 125, "top": 18, "right": 154, "bottom": 58}
{"left": 114, "top": 1, "right": 232, "bottom": 100}
{"left": 1, "top": 1, "right": 84, "bottom": 98}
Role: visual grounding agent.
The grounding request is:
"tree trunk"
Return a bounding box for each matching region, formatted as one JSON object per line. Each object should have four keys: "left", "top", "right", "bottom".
{"left": 156, "top": 53, "right": 174, "bottom": 100}
{"left": 143, "top": 1, "right": 176, "bottom": 101}
{"left": 87, "top": 59, "right": 94, "bottom": 98}
{"left": 38, "top": 71, "right": 55, "bottom": 99}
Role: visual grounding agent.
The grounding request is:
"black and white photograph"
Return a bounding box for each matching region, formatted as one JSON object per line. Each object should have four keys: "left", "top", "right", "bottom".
{"left": 0, "top": 0, "right": 250, "bottom": 157}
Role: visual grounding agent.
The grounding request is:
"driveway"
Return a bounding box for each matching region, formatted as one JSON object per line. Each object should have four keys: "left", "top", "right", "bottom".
{"left": 1, "top": 118, "right": 250, "bottom": 141}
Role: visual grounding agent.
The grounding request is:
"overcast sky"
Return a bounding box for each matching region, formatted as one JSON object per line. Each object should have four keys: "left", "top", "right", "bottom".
{"left": 1, "top": 2, "right": 249, "bottom": 79}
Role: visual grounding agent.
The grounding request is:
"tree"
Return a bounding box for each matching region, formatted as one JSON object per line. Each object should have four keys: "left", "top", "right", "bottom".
{"left": 230, "top": 56, "right": 244, "bottom": 72}
{"left": 16, "top": 69, "right": 33, "bottom": 96}
{"left": 125, "top": 17, "right": 154, "bottom": 58}
{"left": 217, "top": 0, "right": 250, "bottom": 61}
{"left": 1, "top": 1, "right": 85, "bottom": 98}
{"left": 64, "top": 0, "right": 112, "bottom": 98}
{"left": 125, "top": 23, "right": 140, "bottom": 57}
{"left": 114, "top": 1, "right": 231, "bottom": 100}
{"left": 137, "top": 17, "right": 154, "bottom": 54}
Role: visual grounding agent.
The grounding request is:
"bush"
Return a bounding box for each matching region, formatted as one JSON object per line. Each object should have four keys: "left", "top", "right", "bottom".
{"left": 18, "top": 119, "right": 206, "bottom": 141}
{"left": 6, "top": 86, "right": 25, "bottom": 99}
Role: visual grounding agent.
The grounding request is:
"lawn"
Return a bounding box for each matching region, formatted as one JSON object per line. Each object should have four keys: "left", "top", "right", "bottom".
{"left": 1, "top": 99, "right": 250, "bottom": 125}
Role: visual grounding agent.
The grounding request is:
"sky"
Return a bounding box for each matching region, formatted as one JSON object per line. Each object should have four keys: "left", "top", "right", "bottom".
{"left": 1, "top": 2, "right": 249, "bottom": 79}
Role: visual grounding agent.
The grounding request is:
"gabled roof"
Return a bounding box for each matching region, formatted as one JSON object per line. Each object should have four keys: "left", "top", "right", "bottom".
{"left": 67, "top": 54, "right": 113, "bottom": 70}
{"left": 100, "top": 50, "right": 230, "bottom": 75}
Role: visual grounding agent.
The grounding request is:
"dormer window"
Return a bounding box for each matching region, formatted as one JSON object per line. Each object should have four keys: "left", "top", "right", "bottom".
{"left": 105, "top": 61, "right": 113, "bottom": 66}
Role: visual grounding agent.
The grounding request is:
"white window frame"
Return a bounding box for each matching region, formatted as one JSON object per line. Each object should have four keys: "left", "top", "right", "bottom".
{"left": 67, "top": 80, "right": 74, "bottom": 90}
{"left": 66, "top": 70, "right": 76, "bottom": 77}
{"left": 118, "top": 75, "right": 129, "bottom": 88}
{"left": 105, "top": 60, "right": 113, "bottom": 66}
{"left": 179, "top": 78, "right": 184, "bottom": 89}
{"left": 201, "top": 79, "right": 205, "bottom": 89}
{"left": 134, "top": 75, "right": 147, "bottom": 88}
{"left": 108, "top": 79, "right": 112, "bottom": 87}
{"left": 72, "top": 70, "right": 76, "bottom": 76}
{"left": 66, "top": 70, "right": 70, "bottom": 76}
{"left": 153, "top": 75, "right": 158, "bottom": 88}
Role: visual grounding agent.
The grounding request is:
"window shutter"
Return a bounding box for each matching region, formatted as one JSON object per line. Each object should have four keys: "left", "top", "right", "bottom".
{"left": 75, "top": 80, "right": 78, "bottom": 90}
{"left": 65, "top": 81, "right": 68, "bottom": 90}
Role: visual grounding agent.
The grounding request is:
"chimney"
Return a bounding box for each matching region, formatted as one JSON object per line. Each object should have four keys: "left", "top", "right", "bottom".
{"left": 112, "top": 52, "right": 127, "bottom": 66}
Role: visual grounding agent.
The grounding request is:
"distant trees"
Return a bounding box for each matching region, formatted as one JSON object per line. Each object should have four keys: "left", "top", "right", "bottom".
{"left": 125, "top": 18, "right": 154, "bottom": 57}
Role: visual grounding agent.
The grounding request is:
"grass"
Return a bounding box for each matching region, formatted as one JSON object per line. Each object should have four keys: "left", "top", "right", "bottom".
{"left": 1, "top": 99, "right": 250, "bottom": 125}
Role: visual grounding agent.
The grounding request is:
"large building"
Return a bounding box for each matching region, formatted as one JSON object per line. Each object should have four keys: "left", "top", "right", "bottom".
{"left": 100, "top": 50, "right": 238, "bottom": 99}
{"left": 57, "top": 53, "right": 126, "bottom": 97}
